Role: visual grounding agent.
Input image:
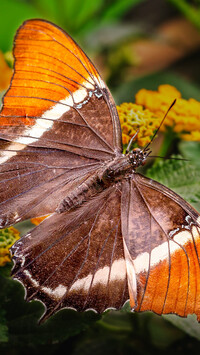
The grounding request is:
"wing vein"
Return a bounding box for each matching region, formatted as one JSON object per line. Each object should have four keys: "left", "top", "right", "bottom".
{"left": 135, "top": 181, "right": 190, "bottom": 316}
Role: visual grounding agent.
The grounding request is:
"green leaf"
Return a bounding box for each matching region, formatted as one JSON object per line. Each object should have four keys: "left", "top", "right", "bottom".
{"left": 168, "top": 0, "right": 200, "bottom": 31}
{"left": 179, "top": 141, "right": 200, "bottom": 167}
{"left": 0, "top": 263, "right": 12, "bottom": 278}
{"left": 69, "top": 312, "right": 186, "bottom": 354}
{"left": 98, "top": 311, "right": 133, "bottom": 333}
{"left": 0, "top": 0, "right": 42, "bottom": 52}
{"left": 0, "top": 309, "right": 8, "bottom": 343}
{"left": 70, "top": 0, "right": 103, "bottom": 30}
{"left": 164, "top": 314, "right": 200, "bottom": 341}
{"left": 146, "top": 157, "right": 200, "bottom": 212}
{"left": 147, "top": 313, "right": 184, "bottom": 348}
{"left": 61, "top": 0, "right": 103, "bottom": 34}
{"left": 0, "top": 268, "right": 100, "bottom": 347}
{"left": 102, "top": 0, "right": 142, "bottom": 22}
{"left": 59, "top": 0, "right": 143, "bottom": 38}
{"left": 34, "top": 0, "right": 59, "bottom": 23}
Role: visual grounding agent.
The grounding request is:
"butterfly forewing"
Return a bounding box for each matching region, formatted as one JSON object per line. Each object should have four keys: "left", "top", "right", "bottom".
{"left": 0, "top": 19, "right": 122, "bottom": 227}
{"left": 0, "top": 19, "right": 122, "bottom": 155}
{"left": 0, "top": 145, "right": 101, "bottom": 226}
{"left": 11, "top": 185, "right": 128, "bottom": 322}
{"left": 121, "top": 174, "right": 200, "bottom": 320}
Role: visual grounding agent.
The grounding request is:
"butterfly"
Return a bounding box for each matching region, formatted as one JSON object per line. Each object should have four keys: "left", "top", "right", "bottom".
{"left": 0, "top": 19, "right": 200, "bottom": 323}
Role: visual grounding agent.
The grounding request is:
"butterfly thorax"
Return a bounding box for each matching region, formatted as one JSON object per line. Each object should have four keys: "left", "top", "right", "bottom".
{"left": 57, "top": 149, "right": 146, "bottom": 214}
{"left": 101, "top": 149, "right": 146, "bottom": 184}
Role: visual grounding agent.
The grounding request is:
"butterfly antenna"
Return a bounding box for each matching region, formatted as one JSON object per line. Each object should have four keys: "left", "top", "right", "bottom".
{"left": 126, "top": 129, "right": 139, "bottom": 153}
{"left": 143, "top": 98, "right": 176, "bottom": 152}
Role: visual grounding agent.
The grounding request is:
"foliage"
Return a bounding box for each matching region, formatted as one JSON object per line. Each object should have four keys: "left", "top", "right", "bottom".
{"left": 168, "top": 0, "right": 200, "bottom": 31}
{"left": 0, "top": 264, "right": 100, "bottom": 346}
{"left": 114, "top": 71, "right": 200, "bottom": 104}
{"left": 0, "top": 0, "right": 142, "bottom": 52}
{"left": 146, "top": 152, "right": 200, "bottom": 212}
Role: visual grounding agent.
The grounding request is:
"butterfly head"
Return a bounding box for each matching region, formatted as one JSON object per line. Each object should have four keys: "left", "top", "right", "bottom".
{"left": 126, "top": 100, "right": 177, "bottom": 170}
{"left": 128, "top": 148, "right": 151, "bottom": 169}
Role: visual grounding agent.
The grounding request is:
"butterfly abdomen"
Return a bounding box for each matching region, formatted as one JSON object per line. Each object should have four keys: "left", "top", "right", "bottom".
{"left": 56, "top": 172, "right": 105, "bottom": 213}
{"left": 57, "top": 156, "right": 134, "bottom": 213}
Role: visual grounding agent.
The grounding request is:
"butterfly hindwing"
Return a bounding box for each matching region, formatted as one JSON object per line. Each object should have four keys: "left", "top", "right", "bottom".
{"left": 121, "top": 173, "right": 200, "bottom": 320}
{"left": 11, "top": 184, "right": 129, "bottom": 322}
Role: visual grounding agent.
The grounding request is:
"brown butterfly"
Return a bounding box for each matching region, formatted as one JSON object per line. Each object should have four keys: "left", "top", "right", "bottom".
{"left": 0, "top": 19, "right": 200, "bottom": 323}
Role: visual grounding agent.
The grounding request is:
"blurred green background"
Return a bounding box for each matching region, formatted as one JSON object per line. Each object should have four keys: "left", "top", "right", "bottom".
{"left": 0, "top": 0, "right": 200, "bottom": 354}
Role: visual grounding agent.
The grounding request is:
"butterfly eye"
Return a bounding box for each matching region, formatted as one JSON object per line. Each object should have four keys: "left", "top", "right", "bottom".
{"left": 132, "top": 148, "right": 142, "bottom": 154}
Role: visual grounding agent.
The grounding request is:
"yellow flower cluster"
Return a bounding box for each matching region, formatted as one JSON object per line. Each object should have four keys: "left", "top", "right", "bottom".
{"left": 135, "top": 85, "right": 200, "bottom": 141}
{"left": 0, "top": 217, "right": 49, "bottom": 266}
{"left": 117, "top": 103, "right": 161, "bottom": 147}
{"left": 0, "top": 227, "right": 20, "bottom": 266}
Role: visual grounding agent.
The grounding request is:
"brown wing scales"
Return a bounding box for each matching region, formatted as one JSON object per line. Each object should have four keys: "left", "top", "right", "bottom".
{"left": 11, "top": 185, "right": 129, "bottom": 322}
{"left": 121, "top": 174, "right": 200, "bottom": 321}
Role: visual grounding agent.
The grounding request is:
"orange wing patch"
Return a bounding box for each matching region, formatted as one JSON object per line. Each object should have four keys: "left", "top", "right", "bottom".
{"left": 135, "top": 225, "right": 200, "bottom": 320}
{"left": 1, "top": 19, "right": 102, "bottom": 125}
